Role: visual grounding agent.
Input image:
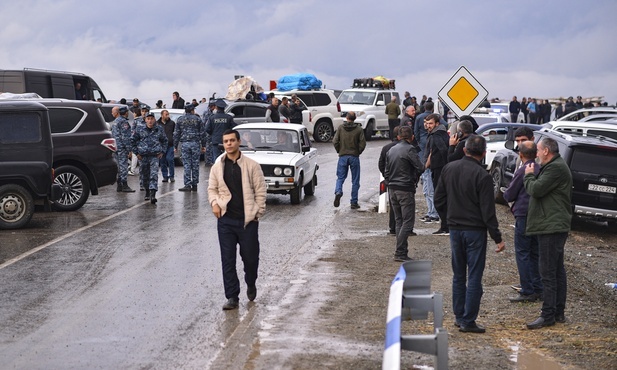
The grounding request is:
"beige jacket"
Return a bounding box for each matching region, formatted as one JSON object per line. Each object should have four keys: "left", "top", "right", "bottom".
{"left": 208, "top": 152, "right": 267, "bottom": 226}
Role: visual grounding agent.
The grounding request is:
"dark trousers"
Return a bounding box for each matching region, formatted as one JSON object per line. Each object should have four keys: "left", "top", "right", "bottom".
{"left": 538, "top": 232, "right": 568, "bottom": 320}
{"left": 431, "top": 167, "right": 447, "bottom": 230}
{"left": 510, "top": 113, "right": 519, "bottom": 123}
{"left": 388, "top": 199, "right": 396, "bottom": 232}
{"left": 514, "top": 217, "right": 543, "bottom": 296}
{"left": 388, "top": 119, "right": 399, "bottom": 141}
{"left": 389, "top": 189, "right": 416, "bottom": 258}
{"left": 217, "top": 215, "right": 260, "bottom": 300}
{"left": 450, "top": 229, "right": 487, "bottom": 327}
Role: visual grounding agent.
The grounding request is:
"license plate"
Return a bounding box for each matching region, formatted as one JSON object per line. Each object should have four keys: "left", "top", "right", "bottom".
{"left": 588, "top": 184, "right": 616, "bottom": 194}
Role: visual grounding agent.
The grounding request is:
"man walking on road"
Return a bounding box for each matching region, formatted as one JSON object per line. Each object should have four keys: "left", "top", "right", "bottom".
{"left": 111, "top": 106, "right": 135, "bottom": 193}
{"left": 435, "top": 135, "right": 506, "bottom": 334}
{"left": 385, "top": 96, "right": 401, "bottom": 140}
{"left": 157, "top": 109, "right": 176, "bottom": 183}
{"left": 208, "top": 129, "right": 267, "bottom": 310}
{"left": 524, "top": 137, "right": 572, "bottom": 329}
{"left": 174, "top": 104, "right": 206, "bottom": 191}
{"left": 384, "top": 126, "right": 424, "bottom": 261}
{"left": 131, "top": 112, "right": 167, "bottom": 204}
{"left": 333, "top": 111, "right": 366, "bottom": 209}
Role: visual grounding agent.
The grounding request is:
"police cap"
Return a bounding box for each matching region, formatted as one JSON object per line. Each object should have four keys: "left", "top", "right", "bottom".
{"left": 184, "top": 103, "right": 195, "bottom": 112}
{"left": 215, "top": 99, "right": 227, "bottom": 109}
{"left": 118, "top": 106, "right": 128, "bottom": 114}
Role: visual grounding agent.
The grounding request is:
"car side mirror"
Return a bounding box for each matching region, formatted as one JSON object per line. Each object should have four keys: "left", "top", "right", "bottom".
{"left": 376, "top": 101, "right": 385, "bottom": 106}
{"left": 505, "top": 140, "right": 515, "bottom": 150}
{"left": 301, "top": 145, "right": 310, "bottom": 153}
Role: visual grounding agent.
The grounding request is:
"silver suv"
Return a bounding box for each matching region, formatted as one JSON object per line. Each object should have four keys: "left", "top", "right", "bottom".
{"left": 338, "top": 87, "right": 401, "bottom": 141}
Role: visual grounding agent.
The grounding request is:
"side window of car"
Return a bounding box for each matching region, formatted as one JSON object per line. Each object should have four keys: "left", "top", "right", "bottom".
{"left": 383, "top": 93, "right": 391, "bottom": 104}
{"left": 392, "top": 92, "right": 400, "bottom": 102}
{"left": 301, "top": 129, "right": 311, "bottom": 148}
{"left": 377, "top": 93, "right": 385, "bottom": 105}
{"left": 313, "top": 93, "right": 331, "bottom": 106}
{"left": 297, "top": 94, "right": 314, "bottom": 107}
{"left": 0, "top": 112, "right": 42, "bottom": 143}
{"left": 229, "top": 105, "right": 245, "bottom": 118}
{"left": 245, "top": 106, "right": 266, "bottom": 118}
{"left": 48, "top": 107, "right": 86, "bottom": 133}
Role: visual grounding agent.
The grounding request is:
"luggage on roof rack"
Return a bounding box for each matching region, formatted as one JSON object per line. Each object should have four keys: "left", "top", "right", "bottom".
{"left": 352, "top": 76, "right": 396, "bottom": 90}
{"left": 277, "top": 73, "right": 322, "bottom": 91}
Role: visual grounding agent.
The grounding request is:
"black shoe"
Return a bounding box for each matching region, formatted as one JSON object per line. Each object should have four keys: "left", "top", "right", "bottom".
{"left": 334, "top": 193, "right": 342, "bottom": 207}
{"left": 526, "top": 316, "right": 555, "bottom": 329}
{"left": 409, "top": 231, "right": 417, "bottom": 236}
{"left": 432, "top": 228, "right": 449, "bottom": 236}
{"left": 179, "top": 186, "right": 192, "bottom": 192}
{"left": 170, "top": 177, "right": 175, "bottom": 182}
{"left": 121, "top": 182, "right": 136, "bottom": 193}
{"left": 140, "top": 187, "right": 145, "bottom": 191}
{"left": 117, "top": 182, "right": 122, "bottom": 192}
{"left": 350, "top": 203, "right": 360, "bottom": 209}
{"left": 150, "top": 190, "right": 157, "bottom": 204}
{"left": 247, "top": 285, "right": 257, "bottom": 301}
{"left": 454, "top": 320, "right": 462, "bottom": 328}
{"left": 144, "top": 189, "right": 150, "bottom": 201}
{"left": 162, "top": 178, "right": 169, "bottom": 183}
{"left": 388, "top": 229, "right": 396, "bottom": 235}
{"left": 459, "top": 323, "right": 486, "bottom": 333}
{"left": 419, "top": 215, "right": 431, "bottom": 222}
{"left": 394, "top": 256, "right": 411, "bottom": 262}
{"left": 222, "top": 298, "right": 239, "bottom": 310}
{"left": 191, "top": 185, "right": 198, "bottom": 191}
{"left": 509, "top": 293, "right": 540, "bottom": 303}
{"left": 555, "top": 314, "right": 566, "bottom": 323}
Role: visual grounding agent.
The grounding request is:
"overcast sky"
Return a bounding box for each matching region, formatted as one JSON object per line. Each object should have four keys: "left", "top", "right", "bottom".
{"left": 2, "top": 0, "right": 616, "bottom": 107}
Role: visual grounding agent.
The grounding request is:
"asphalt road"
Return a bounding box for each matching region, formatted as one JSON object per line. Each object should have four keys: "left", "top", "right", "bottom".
{"left": 0, "top": 139, "right": 386, "bottom": 369}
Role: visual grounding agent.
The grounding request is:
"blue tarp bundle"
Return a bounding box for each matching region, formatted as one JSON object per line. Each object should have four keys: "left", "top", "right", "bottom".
{"left": 277, "top": 73, "right": 322, "bottom": 91}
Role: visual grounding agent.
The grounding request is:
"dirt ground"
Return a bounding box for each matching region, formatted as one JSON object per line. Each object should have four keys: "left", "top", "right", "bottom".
{"left": 270, "top": 196, "right": 617, "bottom": 369}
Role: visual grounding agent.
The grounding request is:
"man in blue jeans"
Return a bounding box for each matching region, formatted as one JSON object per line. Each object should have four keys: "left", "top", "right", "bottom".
{"left": 333, "top": 111, "right": 366, "bottom": 209}
{"left": 435, "top": 135, "right": 506, "bottom": 333}
{"left": 503, "top": 139, "right": 543, "bottom": 302}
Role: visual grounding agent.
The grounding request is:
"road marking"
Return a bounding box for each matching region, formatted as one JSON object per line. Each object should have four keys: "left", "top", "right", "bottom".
{"left": 0, "top": 190, "right": 177, "bottom": 270}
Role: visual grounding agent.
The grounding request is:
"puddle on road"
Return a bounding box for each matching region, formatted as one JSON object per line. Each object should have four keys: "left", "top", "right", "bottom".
{"left": 510, "top": 343, "right": 565, "bottom": 369}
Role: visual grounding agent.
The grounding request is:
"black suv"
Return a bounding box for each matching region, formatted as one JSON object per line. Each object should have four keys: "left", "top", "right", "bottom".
{"left": 34, "top": 99, "right": 118, "bottom": 211}
{"left": 493, "top": 129, "right": 617, "bottom": 226}
{"left": 0, "top": 101, "right": 61, "bottom": 229}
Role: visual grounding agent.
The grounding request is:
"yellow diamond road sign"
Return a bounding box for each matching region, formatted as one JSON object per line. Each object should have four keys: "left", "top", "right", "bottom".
{"left": 438, "top": 66, "right": 488, "bottom": 118}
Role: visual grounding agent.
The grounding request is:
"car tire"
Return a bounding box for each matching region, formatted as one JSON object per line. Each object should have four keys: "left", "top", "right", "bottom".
{"left": 490, "top": 165, "right": 506, "bottom": 204}
{"left": 364, "top": 120, "right": 374, "bottom": 141}
{"left": 304, "top": 174, "right": 316, "bottom": 196}
{"left": 290, "top": 175, "right": 303, "bottom": 204}
{"left": 313, "top": 120, "right": 334, "bottom": 142}
{"left": 0, "top": 184, "right": 35, "bottom": 230}
{"left": 52, "top": 165, "right": 90, "bottom": 212}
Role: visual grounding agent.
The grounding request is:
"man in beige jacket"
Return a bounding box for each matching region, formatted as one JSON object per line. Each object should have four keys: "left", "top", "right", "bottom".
{"left": 208, "top": 129, "right": 267, "bottom": 310}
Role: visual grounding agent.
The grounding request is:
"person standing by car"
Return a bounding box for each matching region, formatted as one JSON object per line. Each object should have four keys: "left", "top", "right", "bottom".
{"left": 524, "top": 137, "right": 572, "bottom": 329}
{"left": 509, "top": 96, "right": 521, "bottom": 123}
{"left": 157, "top": 109, "right": 176, "bottom": 182}
{"left": 111, "top": 106, "right": 136, "bottom": 193}
{"left": 503, "top": 141, "right": 542, "bottom": 303}
{"left": 205, "top": 99, "right": 236, "bottom": 161}
{"left": 265, "top": 97, "right": 280, "bottom": 122}
{"left": 174, "top": 104, "right": 206, "bottom": 192}
{"left": 208, "top": 129, "right": 267, "bottom": 310}
{"left": 424, "top": 113, "right": 450, "bottom": 235}
{"left": 520, "top": 97, "right": 529, "bottom": 122}
{"left": 434, "top": 135, "right": 506, "bottom": 333}
{"left": 278, "top": 97, "right": 291, "bottom": 122}
{"left": 541, "top": 99, "right": 552, "bottom": 124}
{"left": 333, "top": 111, "right": 366, "bottom": 209}
{"left": 172, "top": 91, "right": 185, "bottom": 109}
{"left": 527, "top": 99, "right": 537, "bottom": 124}
{"left": 289, "top": 94, "right": 305, "bottom": 124}
{"left": 384, "top": 126, "right": 424, "bottom": 261}
{"left": 132, "top": 112, "right": 167, "bottom": 203}
{"left": 202, "top": 100, "right": 217, "bottom": 165}
{"left": 386, "top": 96, "right": 401, "bottom": 141}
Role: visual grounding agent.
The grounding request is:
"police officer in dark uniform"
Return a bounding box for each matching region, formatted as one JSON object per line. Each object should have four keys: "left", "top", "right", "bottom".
{"left": 205, "top": 99, "right": 236, "bottom": 161}
{"left": 111, "top": 106, "right": 136, "bottom": 193}
{"left": 131, "top": 112, "right": 167, "bottom": 203}
{"left": 174, "top": 104, "right": 206, "bottom": 191}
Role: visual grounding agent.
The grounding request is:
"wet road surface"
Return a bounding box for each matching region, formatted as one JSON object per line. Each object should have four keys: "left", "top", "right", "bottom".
{"left": 0, "top": 140, "right": 385, "bottom": 368}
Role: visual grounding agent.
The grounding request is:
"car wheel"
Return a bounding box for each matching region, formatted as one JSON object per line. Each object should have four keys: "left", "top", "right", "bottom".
{"left": 0, "top": 184, "right": 35, "bottom": 230}
{"left": 290, "top": 175, "right": 303, "bottom": 204}
{"left": 490, "top": 165, "right": 506, "bottom": 204}
{"left": 364, "top": 120, "right": 374, "bottom": 141}
{"left": 304, "top": 174, "right": 316, "bottom": 196}
{"left": 313, "top": 120, "right": 334, "bottom": 142}
{"left": 52, "top": 165, "right": 90, "bottom": 211}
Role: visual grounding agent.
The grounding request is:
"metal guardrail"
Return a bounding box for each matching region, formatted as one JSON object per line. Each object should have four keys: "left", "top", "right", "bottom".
{"left": 383, "top": 260, "right": 448, "bottom": 370}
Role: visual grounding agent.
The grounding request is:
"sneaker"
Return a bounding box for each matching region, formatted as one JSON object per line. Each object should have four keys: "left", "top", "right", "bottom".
{"left": 432, "top": 228, "right": 450, "bottom": 236}
{"left": 128, "top": 170, "right": 136, "bottom": 176}
{"left": 394, "top": 256, "right": 412, "bottom": 262}
{"left": 511, "top": 284, "right": 522, "bottom": 292}
{"left": 350, "top": 203, "right": 360, "bottom": 209}
{"left": 179, "top": 186, "right": 192, "bottom": 192}
{"left": 162, "top": 178, "right": 169, "bottom": 183}
{"left": 431, "top": 217, "right": 441, "bottom": 223}
{"left": 333, "top": 193, "right": 342, "bottom": 207}
{"left": 419, "top": 215, "right": 431, "bottom": 222}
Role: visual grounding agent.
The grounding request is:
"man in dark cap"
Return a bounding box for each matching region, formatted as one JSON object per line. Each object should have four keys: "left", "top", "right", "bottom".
{"left": 111, "top": 106, "right": 136, "bottom": 193}
{"left": 173, "top": 104, "right": 206, "bottom": 191}
{"left": 205, "top": 99, "right": 236, "bottom": 162}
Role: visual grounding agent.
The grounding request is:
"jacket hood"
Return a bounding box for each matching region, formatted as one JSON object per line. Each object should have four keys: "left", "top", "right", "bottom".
{"left": 342, "top": 121, "right": 360, "bottom": 131}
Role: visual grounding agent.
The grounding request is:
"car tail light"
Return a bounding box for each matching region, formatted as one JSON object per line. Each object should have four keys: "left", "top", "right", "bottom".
{"left": 309, "top": 112, "right": 312, "bottom": 122}
{"left": 336, "top": 101, "right": 341, "bottom": 112}
{"left": 101, "top": 138, "right": 117, "bottom": 152}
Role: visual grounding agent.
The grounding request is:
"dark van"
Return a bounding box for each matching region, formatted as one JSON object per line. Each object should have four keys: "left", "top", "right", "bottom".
{"left": 0, "top": 68, "right": 108, "bottom": 102}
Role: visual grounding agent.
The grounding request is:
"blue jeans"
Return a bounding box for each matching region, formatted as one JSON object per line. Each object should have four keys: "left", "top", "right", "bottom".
{"left": 217, "top": 215, "right": 260, "bottom": 300}
{"left": 450, "top": 229, "right": 487, "bottom": 327}
{"left": 159, "top": 146, "right": 175, "bottom": 179}
{"left": 514, "top": 217, "right": 542, "bottom": 296}
{"left": 335, "top": 155, "right": 360, "bottom": 204}
{"left": 211, "top": 143, "right": 222, "bottom": 162}
{"left": 421, "top": 169, "right": 439, "bottom": 218}
{"left": 538, "top": 232, "right": 568, "bottom": 320}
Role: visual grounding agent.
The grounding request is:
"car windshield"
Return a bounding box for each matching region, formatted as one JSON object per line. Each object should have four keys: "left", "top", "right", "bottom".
{"left": 479, "top": 128, "right": 508, "bottom": 142}
{"left": 237, "top": 129, "right": 300, "bottom": 153}
{"left": 338, "top": 91, "right": 376, "bottom": 105}
{"left": 570, "top": 147, "right": 617, "bottom": 176}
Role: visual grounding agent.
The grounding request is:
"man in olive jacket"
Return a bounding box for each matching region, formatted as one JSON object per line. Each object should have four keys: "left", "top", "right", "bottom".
{"left": 523, "top": 136, "right": 572, "bottom": 329}
{"left": 333, "top": 111, "right": 366, "bottom": 209}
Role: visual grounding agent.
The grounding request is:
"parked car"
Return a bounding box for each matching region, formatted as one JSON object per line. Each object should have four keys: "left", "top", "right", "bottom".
{"left": 545, "top": 120, "right": 617, "bottom": 141}
{"left": 0, "top": 101, "right": 61, "bottom": 229}
{"left": 475, "top": 122, "right": 542, "bottom": 171}
{"left": 338, "top": 87, "right": 401, "bottom": 141}
{"left": 491, "top": 128, "right": 617, "bottom": 226}
{"left": 477, "top": 103, "right": 525, "bottom": 122}
{"left": 234, "top": 123, "right": 318, "bottom": 204}
{"left": 555, "top": 106, "right": 617, "bottom": 122}
{"left": 268, "top": 89, "right": 343, "bottom": 142}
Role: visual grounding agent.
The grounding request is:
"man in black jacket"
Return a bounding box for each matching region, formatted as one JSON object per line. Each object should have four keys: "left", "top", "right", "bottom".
{"left": 385, "top": 126, "right": 424, "bottom": 261}
{"left": 447, "top": 120, "right": 473, "bottom": 163}
{"left": 379, "top": 126, "right": 401, "bottom": 235}
{"left": 424, "top": 113, "right": 450, "bottom": 234}
{"left": 435, "top": 135, "right": 506, "bottom": 333}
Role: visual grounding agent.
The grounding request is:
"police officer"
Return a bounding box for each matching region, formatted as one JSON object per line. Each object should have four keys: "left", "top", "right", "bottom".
{"left": 205, "top": 99, "right": 236, "bottom": 162}
{"left": 111, "top": 106, "right": 136, "bottom": 193}
{"left": 131, "top": 112, "right": 167, "bottom": 203}
{"left": 174, "top": 103, "right": 206, "bottom": 191}
{"left": 201, "top": 100, "right": 217, "bottom": 165}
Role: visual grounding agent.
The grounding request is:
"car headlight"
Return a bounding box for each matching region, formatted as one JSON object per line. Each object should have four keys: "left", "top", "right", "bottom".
{"left": 356, "top": 111, "right": 366, "bottom": 117}
{"left": 283, "top": 167, "right": 293, "bottom": 176}
{"left": 274, "top": 167, "right": 282, "bottom": 176}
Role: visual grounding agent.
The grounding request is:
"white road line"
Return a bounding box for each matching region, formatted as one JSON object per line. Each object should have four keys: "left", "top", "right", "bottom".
{"left": 0, "top": 190, "right": 177, "bottom": 270}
